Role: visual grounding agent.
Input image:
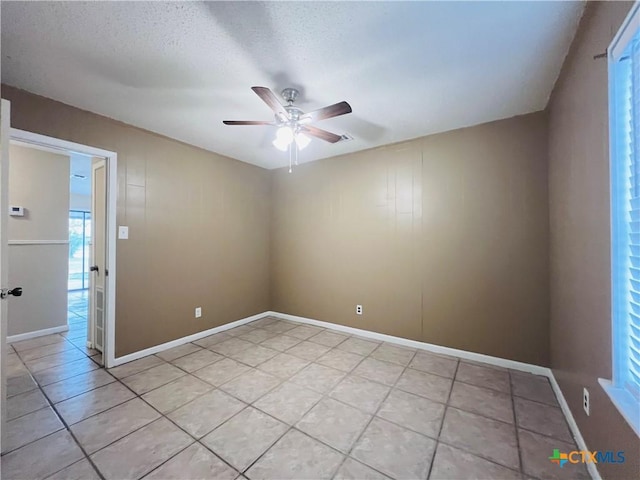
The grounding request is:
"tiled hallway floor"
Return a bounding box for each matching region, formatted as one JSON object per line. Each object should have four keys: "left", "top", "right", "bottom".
{"left": 64, "top": 290, "right": 102, "bottom": 365}
{"left": 2, "top": 316, "right": 589, "bottom": 480}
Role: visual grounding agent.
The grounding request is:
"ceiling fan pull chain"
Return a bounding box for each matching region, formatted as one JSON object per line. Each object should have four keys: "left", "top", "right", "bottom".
{"left": 295, "top": 140, "right": 299, "bottom": 166}
{"left": 288, "top": 142, "right": 293, "bottom": 173}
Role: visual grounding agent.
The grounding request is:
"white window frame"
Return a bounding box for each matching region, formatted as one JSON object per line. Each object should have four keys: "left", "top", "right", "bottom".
{"left": 601, "top": 0, "right": 640, "bottom": 438}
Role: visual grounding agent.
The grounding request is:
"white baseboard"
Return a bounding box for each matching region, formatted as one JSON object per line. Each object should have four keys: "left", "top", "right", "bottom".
{"left": 112, "top": 309, "right": 549, "bottom": 375}
{"left": 549, "top": 374, "right": 601, "bottom": 480}
{"left": 7, "top": 325, "right": 69, "bottom": 343}
{"left": 110, "top": 311, "right": 272, "bottom": 367}
{"left": 268, "top": 311, "right": 550, "bottom": 376}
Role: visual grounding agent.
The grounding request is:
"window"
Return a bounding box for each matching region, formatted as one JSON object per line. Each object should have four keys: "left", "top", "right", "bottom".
{"left": 68, "top": 210, "right": 91, "bottom": 291}
{"left": 604, "top": 1, "right": 640, "bottom": 436}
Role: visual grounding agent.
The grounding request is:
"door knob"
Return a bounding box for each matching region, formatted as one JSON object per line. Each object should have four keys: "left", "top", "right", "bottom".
{"left": 0, "top": 287, "right": 23, "bottom": 299}
{"left": 90, "top": 265, "right": 99, "bottom": 274}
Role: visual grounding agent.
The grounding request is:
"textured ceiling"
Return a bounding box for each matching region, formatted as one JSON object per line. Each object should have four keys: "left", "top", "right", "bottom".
{"left": 1, "top": 1, "right": 584, "bottom": 169}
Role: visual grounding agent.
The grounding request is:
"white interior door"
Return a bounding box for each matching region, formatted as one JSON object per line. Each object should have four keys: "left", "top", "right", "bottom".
{"left": 90, "top": 158, "right": 106, "bottom": 355}
{"left": 1, "top": 100, "right": 11, "bottom": 452}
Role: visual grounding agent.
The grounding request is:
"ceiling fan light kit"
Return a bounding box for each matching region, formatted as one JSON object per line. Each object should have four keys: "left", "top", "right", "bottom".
{"left": 223, "top": 86, "right": 352, "bottom": 172}
{"left": 272, "top": 127, "right": 311, "bottom": 152}
{"left": 273, "top": 126, "right": 293, "bottom": 151}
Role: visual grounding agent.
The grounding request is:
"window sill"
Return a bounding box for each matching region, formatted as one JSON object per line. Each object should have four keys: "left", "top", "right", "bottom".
{"left": 599, "top": 378, "right": 640, "bottom": 437}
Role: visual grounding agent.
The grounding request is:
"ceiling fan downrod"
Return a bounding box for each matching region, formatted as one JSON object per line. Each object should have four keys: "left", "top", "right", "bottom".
{"left": 281, "top": 88, "right": 299, "bottom": 105}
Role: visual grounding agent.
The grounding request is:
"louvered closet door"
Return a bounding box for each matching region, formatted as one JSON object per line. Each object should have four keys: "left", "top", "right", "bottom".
{"left": 90, "top": 158, "right": 106, "bottom": 354}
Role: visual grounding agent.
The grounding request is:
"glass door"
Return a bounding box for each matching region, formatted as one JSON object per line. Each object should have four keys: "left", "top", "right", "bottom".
{"left": 68, "top": 210, "right": 91, "bottom": 291}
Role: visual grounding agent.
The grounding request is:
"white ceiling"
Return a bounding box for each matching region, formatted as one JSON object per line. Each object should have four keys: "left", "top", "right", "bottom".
{"left": 1, "top": 1, "right": 584, "bottom": 169}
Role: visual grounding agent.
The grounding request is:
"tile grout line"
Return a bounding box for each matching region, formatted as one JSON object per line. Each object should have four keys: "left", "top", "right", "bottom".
{"left": 239, "top": 339, "right": 346, "bottom": 476}
{"left": 4, "top": 338, "right": 150, "bottom": 478}
{"left": 27, "top": 366, "right": 107, "bottom": 480}
{"left": 106, "top": 339, "right": 330, "bottom": 478}
{"left": 78, "top": 371, "right": 241, "bottom": 478}
{"left": 207, "top": 336, "right": 358, "bottom": 475}
{"left": 425, "top": 357, "right": 459, "bottom": 480}
{"left": 88, "top": 350, "right": 533, "bottom": 477}
{"left": 195, "top": 334, "right": 353, "bottom": 476}
{"left": 239, "top": 345, "right": 386, "bottom": 477}
{"left": 509, "top": 370, "right": 525, "bottom": 477}
{"left": 138, "top": 440, "right": 201, "bottom": 478}
{"left": 204, "top": 331, "right": 545, "bottom": 478}
{"left": 30, "top": 355, "right": 104, "bottom": 389}
{"left": 15, "top": 340, "right": 270, "bottom": 466}
{"left": 338, "top": 346, "right": 419, "bottom": 478}
{"left": 40, "top": 372, "right": 118, "bottom": 406}
{"left": 114, "top": 373, "right": 247, "bottom": 478}
{"left": 18, "top": 349, "right": 95, "bottom": 376}
{"left": 13, "top": 339, "right": 85, "bottom": 363}
{"left": 238, "top": 328, "right": 375, "bottom": 478}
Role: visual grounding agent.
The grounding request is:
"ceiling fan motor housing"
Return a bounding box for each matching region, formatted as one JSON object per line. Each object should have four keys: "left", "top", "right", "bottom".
{"left": 281, "top": 88, "right": 300, "bottom": 105}
{"left": 283, "top": 106, "right": 303, "bottom": 123}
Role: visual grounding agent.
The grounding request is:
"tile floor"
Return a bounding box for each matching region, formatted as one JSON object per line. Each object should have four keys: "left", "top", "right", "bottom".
{"left": 2, "top": 315, "right": 590, "bottom": 480}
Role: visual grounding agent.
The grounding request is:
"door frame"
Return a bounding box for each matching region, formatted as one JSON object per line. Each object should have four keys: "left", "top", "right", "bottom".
{"left": 1, "top": 99, "right": 11, "bottom": 454}
{"left": 9, "top": 128, "right": 118, "bottom": 367}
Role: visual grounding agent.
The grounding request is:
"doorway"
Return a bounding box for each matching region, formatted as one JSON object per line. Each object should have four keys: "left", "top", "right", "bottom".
{"left": 69, "top": 211, "right": 91, "bottom": 292}
{"left": 68, "top": 211, "right": 92, "bottom": 349}
{"left": 67, "top": 152, "right": 94, "bottom": 348}
{"left": 7, "top": 129, "right": 117, "bottom": 367}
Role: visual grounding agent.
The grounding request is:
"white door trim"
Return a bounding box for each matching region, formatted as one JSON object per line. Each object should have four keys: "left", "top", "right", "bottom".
{"left": 1, "top": 99, "right": 11, "bottom": 454}
{"left": 9, "top": 128, "right": 118, "bottom": 368}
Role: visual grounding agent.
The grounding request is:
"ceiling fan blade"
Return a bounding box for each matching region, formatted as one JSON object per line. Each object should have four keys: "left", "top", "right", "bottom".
{"left": 300, "top": 125, "right": 343, "bottom": 143}
{"left": 223, "top": 120, "right": 275, "bottom": 125}
{"left": 251, "top": 86, "right": 288, "bottom": 121}
{"left": 299, "top": 101, "right": 352, "bottom": 124}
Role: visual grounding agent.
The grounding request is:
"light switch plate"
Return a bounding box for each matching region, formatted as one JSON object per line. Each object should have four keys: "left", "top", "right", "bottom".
{"left": 118, "top": 226, "right": 129, "bottom": 240}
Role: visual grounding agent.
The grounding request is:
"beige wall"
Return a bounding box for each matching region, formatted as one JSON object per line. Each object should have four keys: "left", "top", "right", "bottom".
{"left": 3, "top": 87, "right": 550, "bottom": 365}
{"left": 2, "top": 86, "right": 271, "bottom": 356}
{"left": 272, "top": 112, "right": 550, "bottom": 365}
{"left": 548, "top": 2, "right": 640, "bottom": 478}
{"left": 8, "top": 144, "right": 69, "bottom": 336}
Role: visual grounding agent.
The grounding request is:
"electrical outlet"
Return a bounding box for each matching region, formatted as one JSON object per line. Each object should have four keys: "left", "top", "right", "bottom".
{"left": 356, "top": 304, "right": 363, "bottom": 315}
{"left": 195, "top": 307, "right": 202, "bottom": 318}
{"left": 583, "top": 387, "right": 590, "bottom": 416}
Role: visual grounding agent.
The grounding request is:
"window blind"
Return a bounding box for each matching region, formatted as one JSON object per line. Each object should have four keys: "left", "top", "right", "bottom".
{"left": 612, "top": 34, "right": 640, "bottom": 400}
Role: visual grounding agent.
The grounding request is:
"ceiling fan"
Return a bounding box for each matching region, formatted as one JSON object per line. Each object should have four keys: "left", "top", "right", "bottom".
{"left": 223, "top": 86, "right": 352, "bottom": 150}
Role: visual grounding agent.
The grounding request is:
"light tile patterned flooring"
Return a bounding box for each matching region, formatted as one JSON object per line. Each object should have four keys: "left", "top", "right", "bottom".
{"left": 2, "top": 314, "right": 590, "bottom": 480}
{"left": 65, "top": 290, "right": 102, "bottom": 364}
